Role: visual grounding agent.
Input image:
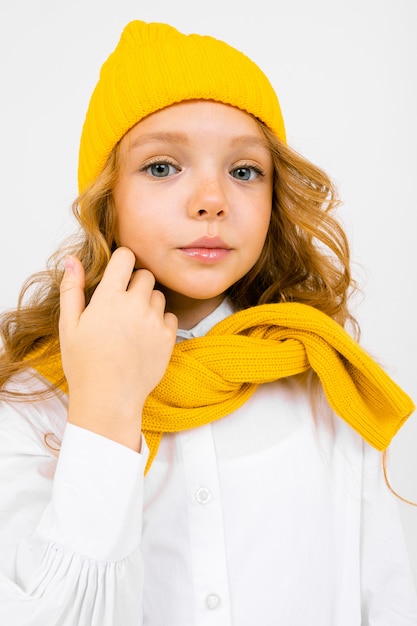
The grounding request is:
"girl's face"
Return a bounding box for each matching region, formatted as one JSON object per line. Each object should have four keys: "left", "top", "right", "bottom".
{"left": 113, "top": 100, "right": 273, "bottom": 326}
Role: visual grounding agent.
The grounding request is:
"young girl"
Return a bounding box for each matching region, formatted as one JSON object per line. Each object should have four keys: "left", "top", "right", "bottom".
{"left": 0, "top": 19, "right": 416, "bottom": 625}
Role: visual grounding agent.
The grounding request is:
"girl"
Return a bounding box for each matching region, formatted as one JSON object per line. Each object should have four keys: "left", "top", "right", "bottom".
{"left": 0, "top": 19, "right": 416, "bottom": 625}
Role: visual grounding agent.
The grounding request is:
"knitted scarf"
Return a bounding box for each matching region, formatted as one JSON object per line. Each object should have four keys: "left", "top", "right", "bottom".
{"left": 31, "top": 302, "right": 414, "bottom": 473}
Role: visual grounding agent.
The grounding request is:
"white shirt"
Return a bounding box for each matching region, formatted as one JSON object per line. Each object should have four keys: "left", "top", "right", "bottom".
{"left": 0, "top": 299, "right": 416, "bottom": 625}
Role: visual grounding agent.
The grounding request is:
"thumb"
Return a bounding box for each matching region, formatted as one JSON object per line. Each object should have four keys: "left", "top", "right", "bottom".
{"left": 59, "top": 255, "right": 86, "bottom": 336}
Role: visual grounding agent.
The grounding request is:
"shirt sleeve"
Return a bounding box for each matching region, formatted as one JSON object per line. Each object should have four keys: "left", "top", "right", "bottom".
{"left": 360, "top": 444, "right": 417, "bottom": 625}
{"left": 0, "top": 392, "right": 148, "bottom": 626}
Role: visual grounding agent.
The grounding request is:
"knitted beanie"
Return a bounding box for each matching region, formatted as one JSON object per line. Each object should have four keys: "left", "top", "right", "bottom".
{"left": 78, "top": 20, "right": 286, "bottom": 193}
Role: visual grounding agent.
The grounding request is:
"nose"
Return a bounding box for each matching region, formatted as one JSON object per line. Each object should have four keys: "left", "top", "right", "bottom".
{"left": 187, "top": 175, "right": 228, "bottom": 219}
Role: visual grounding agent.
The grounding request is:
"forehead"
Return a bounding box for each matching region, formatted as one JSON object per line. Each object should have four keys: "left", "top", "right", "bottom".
{"left": 121, "top": 100, "right": 270, "bottom": 150}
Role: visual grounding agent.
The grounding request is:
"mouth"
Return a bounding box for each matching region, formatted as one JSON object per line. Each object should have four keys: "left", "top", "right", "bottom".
{"left": 179, "top": 236, "right": 232, "bottom": 263}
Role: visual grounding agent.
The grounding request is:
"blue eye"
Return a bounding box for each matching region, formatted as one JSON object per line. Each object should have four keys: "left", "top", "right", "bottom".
{"left": 232, "top": 167, "right": 251, "bottom": 181}
{"left": 231, "top": 165, "right": 264, "bottom": 181}
{"left": 145, "top": 161, "right": 179, "bottom": 178}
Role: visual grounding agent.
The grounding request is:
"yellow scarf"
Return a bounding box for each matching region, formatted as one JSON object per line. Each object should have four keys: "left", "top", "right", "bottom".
{"left": 31, "top": 303, "right": 414, "bottom": 473}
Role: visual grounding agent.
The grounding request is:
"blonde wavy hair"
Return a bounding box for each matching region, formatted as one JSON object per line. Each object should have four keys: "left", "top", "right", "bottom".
{"left": 0, "top": 120, "right": 357, "bottom": 395}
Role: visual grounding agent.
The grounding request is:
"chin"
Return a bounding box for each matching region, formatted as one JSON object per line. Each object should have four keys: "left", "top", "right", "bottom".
{"left": 160, "top": 283, "right": 228, "bottom": 305}
{"left": 185, "top": 282, "right": 232, "bottom": 298}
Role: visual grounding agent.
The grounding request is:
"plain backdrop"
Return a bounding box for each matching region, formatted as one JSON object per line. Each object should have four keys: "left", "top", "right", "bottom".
{"left": 1, "top": 0, "right": 416, "bottom": 586}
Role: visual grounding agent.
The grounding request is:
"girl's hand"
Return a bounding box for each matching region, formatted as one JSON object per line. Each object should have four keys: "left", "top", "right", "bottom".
{"left": 59, "top": 247, "right": 178, "bottom": 451}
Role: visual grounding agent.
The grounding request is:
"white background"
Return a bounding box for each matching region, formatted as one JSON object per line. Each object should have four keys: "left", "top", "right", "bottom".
{"left": 1, "top": 0, "right": 416, "bottom": 585}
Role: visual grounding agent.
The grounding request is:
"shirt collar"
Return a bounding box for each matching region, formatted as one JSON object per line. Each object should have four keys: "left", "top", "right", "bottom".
{"left": 176, "top": 299, "right": 235, "bottom": 342}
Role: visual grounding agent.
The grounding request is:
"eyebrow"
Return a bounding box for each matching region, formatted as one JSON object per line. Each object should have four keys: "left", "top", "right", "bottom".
{"left": 229, "top": 135, "right": 269, "bottom": 150}
{"left": 128, "top": 132, "right": 269, "bottom": 152}
{"left": 128, "top": 132, "right": 189, "bottom": 151}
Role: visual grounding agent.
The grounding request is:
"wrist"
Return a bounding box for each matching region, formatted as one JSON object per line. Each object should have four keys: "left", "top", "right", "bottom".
{"left": 67, "top": 397, "right": 144, "bottom": 452}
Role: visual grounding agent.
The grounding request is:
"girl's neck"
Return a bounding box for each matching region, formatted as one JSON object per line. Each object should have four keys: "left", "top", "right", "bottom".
{"left": 162, "top": 290, "right": 226, "bottom": 330}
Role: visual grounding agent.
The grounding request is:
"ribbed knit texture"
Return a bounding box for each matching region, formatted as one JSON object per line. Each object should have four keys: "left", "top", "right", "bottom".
{"left": 78, "top": 20, "right": 286, "bottom": 192}
{"left": 30, "top": 303, "right": 414, "bottom": 474}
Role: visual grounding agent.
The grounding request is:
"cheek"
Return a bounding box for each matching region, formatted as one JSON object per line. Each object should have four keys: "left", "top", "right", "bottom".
{"left": 114, "top": 209, "right": 129, "bottom": 247}
{"left": 114, "top": 206, "right": 164, "bottom": 268}
{"left": 254, "top": 204, "right": 272, "bottom": 243}
{"left": 113, "top": 188, "right": 144, "bottom": 244}
{"left": 251, "top": 213, "right": 272, "bottom": 262}
{"left": 114, "top": 208, "right": 142, "bottom": 250}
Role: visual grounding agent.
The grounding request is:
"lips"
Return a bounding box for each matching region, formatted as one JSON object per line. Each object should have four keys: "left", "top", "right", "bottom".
{"left": 183, "top": 236, "right": 231, "bottom": 249}
{"left": 180, "top": 236, "right": 232, "bottom": 263}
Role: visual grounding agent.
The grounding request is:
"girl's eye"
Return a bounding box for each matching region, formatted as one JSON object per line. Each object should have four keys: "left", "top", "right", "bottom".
{"left": 231, "top": 165, "right": 264, "bottom": 181}
{"left": 144, "top": 161, "right": 179, "bottom": 178}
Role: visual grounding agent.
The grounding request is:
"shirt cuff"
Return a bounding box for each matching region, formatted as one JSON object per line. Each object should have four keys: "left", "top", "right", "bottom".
{"left": 38, "top": 423, "right": 149, "bottom": 562}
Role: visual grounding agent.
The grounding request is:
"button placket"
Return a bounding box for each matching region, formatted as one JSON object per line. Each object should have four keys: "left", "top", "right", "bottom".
{"left": 180, "top": 426, "right": 232, "bottom": 623}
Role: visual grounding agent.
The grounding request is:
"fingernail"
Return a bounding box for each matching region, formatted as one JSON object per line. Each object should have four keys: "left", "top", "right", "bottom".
{"left": 64, "top": 255, "right": 75, "bottom": 272}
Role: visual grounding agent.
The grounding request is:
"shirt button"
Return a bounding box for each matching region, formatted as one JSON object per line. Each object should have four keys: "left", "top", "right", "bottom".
{"left": 195, "top": 487, "right": 212, "bottom": 505}
{"left": 206, "top": 594, "right": 221, "bottom": 609}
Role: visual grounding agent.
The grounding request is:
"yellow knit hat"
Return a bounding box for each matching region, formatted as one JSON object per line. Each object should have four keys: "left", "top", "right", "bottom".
{"left": 78, "top": 20, "right": 286, "bottom": 193}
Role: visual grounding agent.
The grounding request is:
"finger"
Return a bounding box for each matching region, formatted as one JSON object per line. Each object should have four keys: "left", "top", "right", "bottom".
{"left": 149, "top": 288, "right": 167, "bottom": 311}
{"left": 127, "top": 267, "right": 157, "bottom": 297}
{"left": 96, "top": 247, "right": 137, "bottom": 293}
{"left": 164, "top": 311, "right": 179, "bottom": 333}
{"left": 59, "top": 255, "right": 86, "bottom": 334}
